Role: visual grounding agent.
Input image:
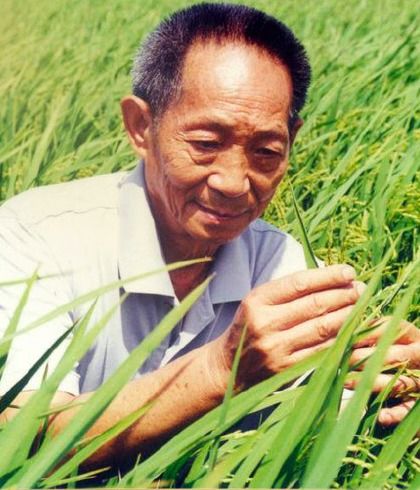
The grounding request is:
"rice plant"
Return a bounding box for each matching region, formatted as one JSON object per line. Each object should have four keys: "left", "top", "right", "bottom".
{"left": 0, "top": 0, "right": 418, "bottom": 487}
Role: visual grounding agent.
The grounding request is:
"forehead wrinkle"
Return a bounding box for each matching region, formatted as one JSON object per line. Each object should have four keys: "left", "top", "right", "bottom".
{"left": 178, "top": 103, "right": 289, "bottom": 141}
{"left": 178, "top": 87, "right": 289, "bottom": 124}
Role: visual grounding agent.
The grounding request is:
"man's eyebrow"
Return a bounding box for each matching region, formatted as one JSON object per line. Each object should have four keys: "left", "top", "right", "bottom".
{"left": 181, "top": 121, "right": 228, "bottom": 133}
{"left": 252, "top": 130, "right": 289, "bottom": 144}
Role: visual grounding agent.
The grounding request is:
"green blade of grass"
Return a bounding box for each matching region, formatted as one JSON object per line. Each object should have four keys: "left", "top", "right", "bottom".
{"left": 121, "top": 352, "right": 325, "bottom": 486}
{"left": 301, "top": 278, "right": 417, "bottom": 488}
{"left": 228, "top": 389, "right": 304, "bottom": 488}
{"left": 43, "top": 401, "right": 153, "bottom": 487}
{"left": 306, "top": 161, "right": 374, "bottom": 236}
{"left": 0, "top": 269, "right": 38, "bottom": 375}
{"left": 206, "top": 382, "right": 306, "bottom": 488}
{"left": 344, "top": 367, "right": 406, "bottom": 487}
{"left": 196, "top": 431, "right": 258, "bottom": 488}
{"left": 407, "top": 463, "right": 420, "bottom": 490}
{"left": 248, "top": 248, "right": 391, "bottom": 488}
{"left": 207, "top": 397, "right": 299, "bottom": 489}
{"left": 229, "top": 422, "right": 284, "bottom": 488}
{"left": 192, "top": 388, "right": 304, "bottom": 487}
{"left": 0, "top": 324, "right": 74, "bottom": 414}
{"left": 302, "top": 350, "right": 351, "bottom": 478}
{"left": 31, "top": 364, "right": 52, "bottom": 455}
{"left": 360, "top": 400, "right": 420, "bottom": 488}
{"left": 0, "top": 258, "right": 210, "bottom": 354}
{"left": 193, "top": 325, "right": 247, "bottom": 486}
{"left": 183, "top": 441, "right": 212, "bottom": 486}
{"left": 21, "top": 95, "right": 68, "bottom": 190}
{"left": 289, "top": 181, "right": 318, "bottom": 268}
{"left": 42, "top": 466, "right": 110, "bottom": 488}
{"left": 0, "top": 298, "right": 107, "bottom": 480}
{"left": 12, "top": 275, "right": 212, "bottom": 488}
{"left": 249, "top": 384, "right": 305, "bottom": 413}
{"left": 120, "top": 349, "right": 325, "bottom": 487}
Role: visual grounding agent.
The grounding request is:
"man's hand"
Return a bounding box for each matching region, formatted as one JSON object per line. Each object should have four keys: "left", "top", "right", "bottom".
{"left": 212, "top": 264, "right": 365, "bottom": 391}
{"left": 348, "top": 318, "right": 420, "bottom": 426}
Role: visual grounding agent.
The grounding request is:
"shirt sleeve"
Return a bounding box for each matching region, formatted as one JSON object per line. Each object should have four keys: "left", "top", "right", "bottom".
{"left": 0, "top": 206, "right": 80, "bottom": 396}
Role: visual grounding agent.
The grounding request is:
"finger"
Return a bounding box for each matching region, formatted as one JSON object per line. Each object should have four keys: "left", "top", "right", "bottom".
{"left": 350, "top": 344, "right": 420, "bottom": 369}
{"left": 254, "top": 264, "right": 357, "bottom": 305}
{"left": 269, "top": 282, "right": 364, "bottom": 331}
{"left": 354, "top": 318, "right": 420, "bottom": 348}
{"left": 285, "top": 337, "right": 336, "bottom": 366}
{"left": 345, "top": 373, "right": 420, "bottom": 395}
{"left": 284, "top": 305, "right": 354, "bottom": 351}
{"left": 378, "top": 399, "right": 415, "bottom": 426}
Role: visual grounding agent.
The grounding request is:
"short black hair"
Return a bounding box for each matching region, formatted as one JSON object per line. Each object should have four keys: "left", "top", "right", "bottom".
{"left": 132, "top": 2, "right": 311, "bottom": 125}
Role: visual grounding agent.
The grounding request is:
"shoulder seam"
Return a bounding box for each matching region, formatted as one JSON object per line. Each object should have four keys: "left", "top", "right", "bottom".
{"left": 25, "top": 205, "right": 118, "bottom": 226}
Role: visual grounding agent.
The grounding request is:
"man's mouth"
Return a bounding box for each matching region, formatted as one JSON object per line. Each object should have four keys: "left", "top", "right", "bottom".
{"left": 194, "top": 201, "right": 248, "bottom": 220}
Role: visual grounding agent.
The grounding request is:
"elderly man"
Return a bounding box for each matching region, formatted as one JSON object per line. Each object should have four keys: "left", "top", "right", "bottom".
{"left": 0, "top": 2, "right": 418, "bottom": 470}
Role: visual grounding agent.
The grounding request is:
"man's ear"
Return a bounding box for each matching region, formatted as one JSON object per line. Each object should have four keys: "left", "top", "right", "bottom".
{"left": 120, "top": 95, "right": 153, "bottom": 159}
{"left": 290, "top": 117, "right": 303, "bottom": 147}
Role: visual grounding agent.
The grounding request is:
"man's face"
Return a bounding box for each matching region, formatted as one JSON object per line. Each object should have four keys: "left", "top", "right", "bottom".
{"left": 144, "top": 41, "right": 295, "bottom": 248}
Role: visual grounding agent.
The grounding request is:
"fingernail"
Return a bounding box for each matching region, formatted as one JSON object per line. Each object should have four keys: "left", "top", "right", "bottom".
{"left": 380, "top": 411, "right": 392, "bottom": 426}
{"left": 342, "top": 265, "right": 356, "bottom": 280}
{"left": 355, "top": 282, "right": 367, "bottom": 295}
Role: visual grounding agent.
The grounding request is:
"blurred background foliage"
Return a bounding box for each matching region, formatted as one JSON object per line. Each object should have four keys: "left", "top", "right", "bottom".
{"left": 0, "top": 0, "right": 418, "bottom": 304}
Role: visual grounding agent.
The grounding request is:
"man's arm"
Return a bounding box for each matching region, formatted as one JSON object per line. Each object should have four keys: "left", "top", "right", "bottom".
{"left": 1, "top": 340, "right": 225, "bottom": 470}
{"left": 52, "top": 339, "right": 226, "bottom": 469}
{"left": 3, "top": 263, "right": 418, "bottom": 471}
{"left": 3, "top": 264, "right": 364, "bottom": 471}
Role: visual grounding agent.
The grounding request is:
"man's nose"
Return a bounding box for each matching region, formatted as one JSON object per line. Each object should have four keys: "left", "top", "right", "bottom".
{"left": 207, "top": 156, "right": 250, "bottom": 198}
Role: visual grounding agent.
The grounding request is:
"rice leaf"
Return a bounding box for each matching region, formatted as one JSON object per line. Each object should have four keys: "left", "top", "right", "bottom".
{"left": 120, "top": 350, "right": 325, "bottom": 487}
{"left": 248, "top": 248, "right": 391, "bottom": 487}
{"left": 407, "top": 465, "right": 420, "bottom": 490}
{"left": 0, "top": 269, "right": 38, "bottom": 376}
{"left": 302, "top": 350, "right": 351, "bottom": 478}
{"left": 289, "top": 181, "right": 318, "bottom": 268}
{"left": 249, "top": 385, "right": 305, "bottom": 413}
{"left": 43, "top": 401, "right": 153, "bottom": 487}
{"left": 301, "top": 278, "right": 417, "bottom": 488}
{"left": 193, "top": 325, "right": 247, "bottom": 486}
{"left": 41, "top": 466, "right": 110, "bottom": 487}
{"left": 12, "top": 275, "right": 212, "bottom": 488}
{"left": 21, "top": 95, "right": 68, "bottom": 190}
{"left": 227, "top": 399, "right": 299, "bottom": 488}
{"left": 0, "top": 325, "right": 74, "bottom": 414}
{"left": 0, "top": 258, "right": 210, "bottom": 353}
{"left": 360, "top": 400, "right": 420, "bottom": 488}
{"left": 183, "top": 442, "right": 212, "bottom": 485}
{"left": 0, "top": 298, "right": 108, "bottom": 480}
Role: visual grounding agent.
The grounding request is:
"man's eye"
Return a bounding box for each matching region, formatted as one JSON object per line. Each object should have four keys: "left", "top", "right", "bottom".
{"left": 190, "top": 140, "right": 220, "bottom": 151}
{"left": 255, "top": 148, "right": 281, "bottom": 157}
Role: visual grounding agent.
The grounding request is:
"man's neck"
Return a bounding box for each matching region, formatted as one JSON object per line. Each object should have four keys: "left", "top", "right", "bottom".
{"left": 169, "top": 263, "right": 211, "bottom": 301}
{"left": 158, "top": 231, "right": 218, "bottom": 301}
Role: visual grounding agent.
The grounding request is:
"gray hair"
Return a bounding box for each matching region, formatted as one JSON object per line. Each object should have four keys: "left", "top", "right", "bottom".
{"left": 132, "top": 2, "right": 311, "bottom": 126}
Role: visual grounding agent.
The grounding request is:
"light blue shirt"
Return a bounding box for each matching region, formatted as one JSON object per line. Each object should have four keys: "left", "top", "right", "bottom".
{"left": 0, "top": 162, "right": 307, "bottom": 395}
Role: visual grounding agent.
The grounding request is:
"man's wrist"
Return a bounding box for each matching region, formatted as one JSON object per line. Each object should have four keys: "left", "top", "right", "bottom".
{"left": 201, "top": 339, "right": 232, "bottom": 403}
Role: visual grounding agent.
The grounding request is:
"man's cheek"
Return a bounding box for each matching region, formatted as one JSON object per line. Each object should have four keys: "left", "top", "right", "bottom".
{"left": 166, "top": 163, "right": 209, "bottom": 190}
{"left": 251, "top": 172, "right": 284, "bottom": 202}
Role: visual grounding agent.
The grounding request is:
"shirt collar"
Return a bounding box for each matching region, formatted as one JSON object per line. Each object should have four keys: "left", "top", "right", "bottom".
{"left": 118, "top": 162, "right": 252, "bottom": 302}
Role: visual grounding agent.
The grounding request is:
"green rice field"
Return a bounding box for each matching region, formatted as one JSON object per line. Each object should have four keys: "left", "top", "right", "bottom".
{"left": 0, "top": 0, "right": 418, "bottom": 487}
